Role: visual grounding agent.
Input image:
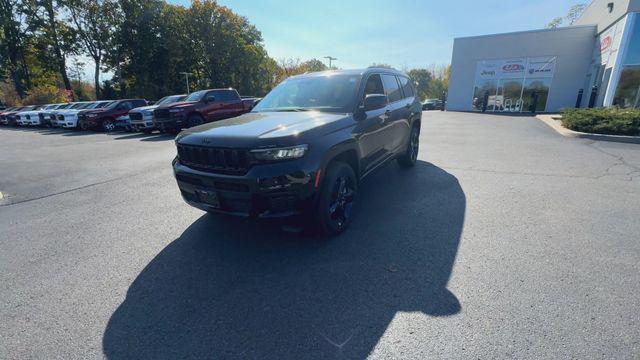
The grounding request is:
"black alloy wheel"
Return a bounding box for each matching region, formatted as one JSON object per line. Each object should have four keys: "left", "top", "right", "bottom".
{"left": 102, "top": 118, "right": 116, "bottom": 132}
{"left": 316, "top": 161, "right": 358, "bottom": 235}
{"left": 398, "top": 124, "right": 420, "bottom": 168}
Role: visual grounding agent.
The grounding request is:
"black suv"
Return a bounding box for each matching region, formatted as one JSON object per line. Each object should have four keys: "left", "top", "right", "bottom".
{"left": 173, "top": 68, "right": 422, "bottom": 235}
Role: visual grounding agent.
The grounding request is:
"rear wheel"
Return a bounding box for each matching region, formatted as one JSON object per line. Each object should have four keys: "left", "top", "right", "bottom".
{"left": 187, "top": 114, "right": 204, "bottom": 128}
{"left": 315, "top": 161, "right": 358, "bottom": 236}
{"left": 398, "top": 123, "right": 420, "bottom": 168}
{"left": 102, "top": 118, "right": 116, "bottom": 132}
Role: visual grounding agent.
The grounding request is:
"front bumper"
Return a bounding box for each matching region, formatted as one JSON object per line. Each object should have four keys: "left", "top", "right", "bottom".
{"left": 173, "top": 158, "right": 318, "bottom": 218}
{"left": 131, "top": 118, "right": 155, "bottom": 130}
{"left": 61, "top": 117, "right": 78, "bottom": 128}
{"left": 155, "top": 115, "right": 186, "bottom": 130}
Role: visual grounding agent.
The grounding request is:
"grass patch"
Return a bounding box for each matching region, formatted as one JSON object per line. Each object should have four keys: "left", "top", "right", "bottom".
{"left": 560, "top": 108, "right": 640, "bottom": 136}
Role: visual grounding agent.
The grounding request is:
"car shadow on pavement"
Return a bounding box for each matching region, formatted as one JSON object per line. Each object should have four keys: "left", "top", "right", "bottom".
{"left": 102, "top": 161, "right": 466, "bottom": 359}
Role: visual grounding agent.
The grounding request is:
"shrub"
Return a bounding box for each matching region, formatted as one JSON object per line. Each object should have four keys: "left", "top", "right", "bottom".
{"left": 22, "top": 85, "right": 70, "bottom": 105}
{"left": 560, "top": 108, "right": 640, "bottom": 136}
{"left": 0, "top": 82, "right": 22, "bottom": 106}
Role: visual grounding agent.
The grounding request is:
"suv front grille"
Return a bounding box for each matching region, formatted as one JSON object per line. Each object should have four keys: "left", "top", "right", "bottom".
{"left": 177, "top": 144, "right": 251, "bottom": 175}
{"left": 154, "top": 109, "right": 170, "bottom": 120}
{"left": 57, "top": 115, "right": 64, "bottom": 120}
{"left": 129, "top": 112, "right": 143, "bottom": 121}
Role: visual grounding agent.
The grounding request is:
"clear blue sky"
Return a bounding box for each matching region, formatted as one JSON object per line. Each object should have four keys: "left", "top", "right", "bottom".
{"left": 170, "top": 0, "right": 583, "bottom": 69}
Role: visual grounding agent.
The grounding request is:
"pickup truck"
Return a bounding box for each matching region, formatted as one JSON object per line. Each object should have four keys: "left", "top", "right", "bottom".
{"left": 129, "top": 94, "right": 186, "bottom": 133}
{"left": 78, "top": 99, "right": 147, "bottom": 131}
{"left": 172, "top": 68, "right": 422, "bottom": 235}
{"left": 153, "top": 88, "right": 254, "bottom": 133}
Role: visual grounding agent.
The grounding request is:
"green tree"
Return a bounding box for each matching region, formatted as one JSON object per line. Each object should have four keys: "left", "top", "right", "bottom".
{"left": 24, "top": 0, "right": 77, "bottom": 94}
{"left": 66, "top": 0, "right": 118, "bottom": 99}
{"left": 0, "top": 0, "right": 31, "bottom": 97}
{"left": 407, "top": 68, "right": 433, "bottom": 101}
{"left": 300, "top": 58, "right": 328, "bottom": 73}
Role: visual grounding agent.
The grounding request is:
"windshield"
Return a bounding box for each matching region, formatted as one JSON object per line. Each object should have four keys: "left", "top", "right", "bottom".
{"left": 70, "top": 103, "right": 88, "bottom": 109}
{"left": 252, "top": 74, "right": 361, "bottom": 113}
{"left": 89, "top": 101, "right": 111, "bottom": 109}
{"left": 157, "top": 95, "right": 186, "bottom": 105}
{"left": 184, "top": 91, "right": 207, "bottom": 102}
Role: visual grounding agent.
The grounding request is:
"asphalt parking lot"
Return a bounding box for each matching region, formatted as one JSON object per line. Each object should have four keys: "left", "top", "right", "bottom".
{"left": 1, "top": 112, "right": 639, "bottom": 359}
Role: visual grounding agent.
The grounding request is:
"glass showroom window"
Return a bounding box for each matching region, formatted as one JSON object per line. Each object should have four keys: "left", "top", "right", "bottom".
{"left": 613, "top": 16, "right": 640, "bottom": 108}
{"left": 472, "top": 79, "right": 497, "bottom": 111}
{"left": 522, "top": 78, "right": 552, "bottom": 112}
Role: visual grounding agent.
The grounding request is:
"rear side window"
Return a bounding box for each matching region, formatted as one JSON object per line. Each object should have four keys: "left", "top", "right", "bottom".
{"left": 212, "top": 90, "right": 239, "bottom": 102}
{"left": 398, "top": 76, "right": 414, "bottom": 98}
{"left": 381, "top": 74, "right": 402, "bottom": 103}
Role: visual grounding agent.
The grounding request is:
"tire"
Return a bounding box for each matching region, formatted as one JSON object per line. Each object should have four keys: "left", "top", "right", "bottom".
{"left": 398, "top": 123, "right": 420, "bottom": 168}
{"left": 315, "top": 161, "right": 358, "bottom": 236}
{"left": 187, "top": 114, "right": 204, "bottom": 128}
{"left": 102, "top": 118, "right": 116, "bottom": 132}
{"left": 79, "top": 120, "right": 90, "bottom": 131}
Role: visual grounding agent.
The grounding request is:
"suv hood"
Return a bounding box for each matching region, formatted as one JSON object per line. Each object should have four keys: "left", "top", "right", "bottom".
{"left": 59, "top": 109, "right": 85, "bottom": 115}
{"left": 82, "top": 108, "right": 108, "bottom": 115}
{"left": 178, "top": 111, "right": 351, "bottom": 148}
{"left": 131, "top": 105, "right": 158, "bottom": 112}
{"left": 159, "top": 101, "right": 198, "bottom": 109}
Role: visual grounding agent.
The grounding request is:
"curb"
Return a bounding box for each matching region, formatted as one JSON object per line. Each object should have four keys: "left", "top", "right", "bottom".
{"left": 536, "top": 115, "right": 640, "bottom": 145}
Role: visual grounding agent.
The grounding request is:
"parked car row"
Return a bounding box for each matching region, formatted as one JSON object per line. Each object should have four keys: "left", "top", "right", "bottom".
{"left": 0, "top": 88, "right": 261, "bottom": 134}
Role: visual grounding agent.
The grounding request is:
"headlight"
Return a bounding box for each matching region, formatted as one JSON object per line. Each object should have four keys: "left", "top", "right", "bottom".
{"left": 251, "top": 145, "right": 308, "bottom": 161}
{"left": 169, "top": 108, "right": 184, "bottom": 113}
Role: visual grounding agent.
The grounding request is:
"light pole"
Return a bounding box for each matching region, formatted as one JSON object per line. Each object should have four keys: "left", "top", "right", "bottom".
{"left": 324, "top": 56, "right": 337, "bottom": 69}
{"left": 180, "top": 72, "right": 193, "bottom": 94}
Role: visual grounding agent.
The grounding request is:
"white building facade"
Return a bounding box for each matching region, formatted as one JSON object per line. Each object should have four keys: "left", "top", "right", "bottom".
{"left": 447, "top": 0, "right": 640, "bottom": 112}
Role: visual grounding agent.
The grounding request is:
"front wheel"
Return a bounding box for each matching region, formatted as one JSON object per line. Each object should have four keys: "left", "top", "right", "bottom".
{"left": 187, "top": 114, "right": 204, "bottom": 128}
{"left": 398, "top": 124, "right": 420, "bottom": 168}
{"left": 315, "top": 161, "right": 358, "bottom": 236}
{"left": 102, "top": 118, "right": 116, "bottom": 132}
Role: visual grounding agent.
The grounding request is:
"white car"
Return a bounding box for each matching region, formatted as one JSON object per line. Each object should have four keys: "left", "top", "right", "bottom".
{"left": 129, "top": 94, "right": 186, "bottom": 133}
{"left": 14, "top": 106, "right": 42, "bottom": 126}
{"left": 48, "top": 103, "right": 81, "bottom": 127}
{"left": 53, "top": 102, "right": 94, "bottom": 128}
{"left": 20, "top": 104, "right": 63, "bottom": 126}
{"left": 58, "top": 101, "right": 114, "bottom": 129}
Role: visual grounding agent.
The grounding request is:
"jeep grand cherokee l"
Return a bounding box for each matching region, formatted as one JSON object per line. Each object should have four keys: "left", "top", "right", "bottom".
{"left": 173, "top": 68, "right": 422, "bottom": 235}
{"left": 154, "top": 88, "right": 254, "bottom": 133}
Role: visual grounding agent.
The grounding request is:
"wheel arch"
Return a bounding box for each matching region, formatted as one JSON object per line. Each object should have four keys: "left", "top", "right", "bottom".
{"left": 321, "top": 142, "right": 361, "bottom": 180}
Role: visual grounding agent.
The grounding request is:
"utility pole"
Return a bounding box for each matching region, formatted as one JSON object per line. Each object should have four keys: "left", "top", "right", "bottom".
{"left": 324, "top": 56, "right": 337, "bottom": 69}
{"left": 180, "top": 72, "right": 193, "bottom": 94}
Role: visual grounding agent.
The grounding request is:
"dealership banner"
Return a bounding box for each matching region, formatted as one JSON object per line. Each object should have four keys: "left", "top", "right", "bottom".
{"left": 475, "top": 57, "right": 555, "bottom": 80}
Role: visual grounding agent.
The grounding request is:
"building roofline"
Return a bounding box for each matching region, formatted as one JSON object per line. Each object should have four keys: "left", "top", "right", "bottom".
{"left": 453, "top": 24, "right": 596, "bottom": 41}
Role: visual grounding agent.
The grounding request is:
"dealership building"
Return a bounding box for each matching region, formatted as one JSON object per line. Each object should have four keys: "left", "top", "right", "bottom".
{"left": 447, "top": 0, "right": 640, "bottom": 113}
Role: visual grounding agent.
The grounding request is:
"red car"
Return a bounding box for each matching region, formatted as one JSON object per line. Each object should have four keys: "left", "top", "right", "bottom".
{"left": 153, "top": 88, "right": 255, "bottom": 133}
{"left": 78, "top": 99, "right": 147, "bottom": 132}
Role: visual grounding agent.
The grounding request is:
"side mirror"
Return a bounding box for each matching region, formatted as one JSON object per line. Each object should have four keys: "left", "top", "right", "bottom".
{"left": 362, "top": 94, "right": 387, "bottom": 111}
